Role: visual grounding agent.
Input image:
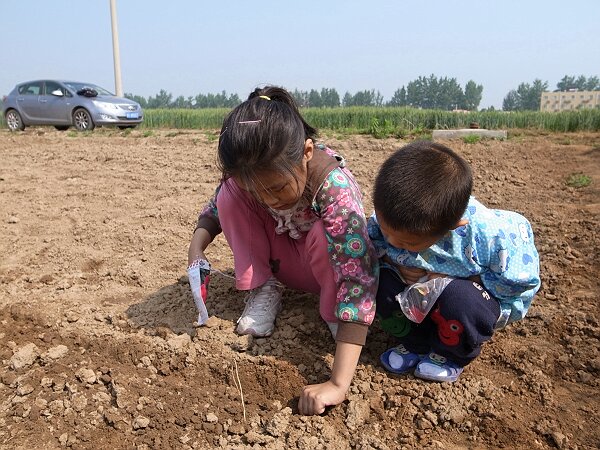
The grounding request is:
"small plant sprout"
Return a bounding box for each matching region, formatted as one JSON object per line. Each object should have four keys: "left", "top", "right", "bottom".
{"left": 566, "top": 173, "right": 592, "bottom": 188}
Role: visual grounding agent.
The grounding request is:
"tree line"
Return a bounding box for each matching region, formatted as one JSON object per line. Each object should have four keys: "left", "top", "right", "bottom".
{"left": 502, "top": 75, "right": 600, "bottom": 111}
{"left": 125, "top": 74, "right": 599, "bottom": 111}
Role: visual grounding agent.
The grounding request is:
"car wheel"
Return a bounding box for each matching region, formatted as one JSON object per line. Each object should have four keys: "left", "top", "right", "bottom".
{"left": 5, "top": 109, "right": 25, "bottom": 131}
{"left": 55, "top": 125, "right": 70, "bottom": 131}
{"left": 73, "top": 108, "right": 95, "bottom": 131}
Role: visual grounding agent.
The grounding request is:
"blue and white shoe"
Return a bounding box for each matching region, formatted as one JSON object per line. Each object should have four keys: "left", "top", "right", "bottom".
{"left": 414, "top": 352, "right": 464, "bottom": 382}
{"left": 380, "top": 344, "right": 424, "bottom": 374}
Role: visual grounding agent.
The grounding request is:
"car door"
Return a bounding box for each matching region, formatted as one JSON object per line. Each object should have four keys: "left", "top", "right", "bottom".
{"left": 16, "top": 81, "right": 44, "bottom": 122}
{"left": 41, "top": 81, "right": 70, "bottom": 124}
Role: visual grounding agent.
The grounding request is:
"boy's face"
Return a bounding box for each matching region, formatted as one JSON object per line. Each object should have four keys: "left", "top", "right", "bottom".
{"left": 376, "top": 213, "right": 442, "bottom": 253}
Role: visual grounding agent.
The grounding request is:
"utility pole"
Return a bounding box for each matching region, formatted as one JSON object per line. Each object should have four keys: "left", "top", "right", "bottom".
{"left": 109, "top": 0, "right": 123, "bottom": 96}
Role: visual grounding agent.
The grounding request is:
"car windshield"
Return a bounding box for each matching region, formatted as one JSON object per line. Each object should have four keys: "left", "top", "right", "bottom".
{"left": 63, "top": 82, "right": 114, "bottom": 96}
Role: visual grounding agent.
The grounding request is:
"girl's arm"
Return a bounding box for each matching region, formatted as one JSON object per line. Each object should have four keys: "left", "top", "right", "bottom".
{"left": 299, "top": 166, "right": 378, "bottom": 415}
{"left": 188, "top": 185, "right": 223, "bottom": 264}
{"left": 298, "top": 341, "right": 362, "bottom": 415}
{"left": 188, "top": 227, "right": 213, "bottom": 265}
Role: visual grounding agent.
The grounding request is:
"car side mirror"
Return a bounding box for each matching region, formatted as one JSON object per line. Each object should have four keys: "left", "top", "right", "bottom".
{"left": 51, "top": 90, "right": 64, "bottom": 97}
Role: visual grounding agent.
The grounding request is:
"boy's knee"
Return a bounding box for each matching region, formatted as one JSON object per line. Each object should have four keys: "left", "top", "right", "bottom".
{"left": 437, "top": 279, "right": 500, "bottom": 319}
{"left": 433, "top": 279, "right": 500, "bottom": 349}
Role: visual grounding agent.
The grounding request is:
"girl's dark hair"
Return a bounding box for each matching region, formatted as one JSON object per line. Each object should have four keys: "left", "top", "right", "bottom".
{"left": 217, "top": 86, "right": 318, "bottom": 195}
{"left": 373, "top": 141, "right": 472, "bottom": 236}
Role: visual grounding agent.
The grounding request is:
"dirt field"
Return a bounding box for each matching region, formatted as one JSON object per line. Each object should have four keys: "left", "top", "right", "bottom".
{"left": 0, "top": 128, "right": 598, "bottom": 449}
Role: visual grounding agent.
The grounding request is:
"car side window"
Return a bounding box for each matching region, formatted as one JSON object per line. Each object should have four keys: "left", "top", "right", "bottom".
{"left": 18, "top": 82, "right": 43, "bottom": 95}
{"left": 45, "top": 81, "right": 65, "bottom": 96}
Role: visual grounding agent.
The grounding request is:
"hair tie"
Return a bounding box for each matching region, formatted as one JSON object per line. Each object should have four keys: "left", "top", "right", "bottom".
{"left": 258, "top": 95, "right": 271, "bottom": 101}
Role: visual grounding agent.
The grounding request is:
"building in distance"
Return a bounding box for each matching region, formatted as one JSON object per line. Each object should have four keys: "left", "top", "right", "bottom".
{"left": 540, "top": 90, "right": 600, "bottom": 112}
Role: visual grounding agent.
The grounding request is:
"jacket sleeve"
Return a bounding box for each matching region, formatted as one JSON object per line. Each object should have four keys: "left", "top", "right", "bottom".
{"left": 367, "top": 213, "right": 389, "bottom": 259}
{"left": 313, "top": 167, "right": 379, "bottom": 345}
{"left": 194, "top": 184, "right": 222, "bottom": 240}
{"left": 477, "top": 218, "right": 541, "bottom": 328}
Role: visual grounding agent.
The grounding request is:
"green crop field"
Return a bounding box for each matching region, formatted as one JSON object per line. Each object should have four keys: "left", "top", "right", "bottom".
{"left": 2, "top": 106, "right": 599, "bottom": 133}
{"left": 142, "top": 107, "right": 600, "bottom": 134}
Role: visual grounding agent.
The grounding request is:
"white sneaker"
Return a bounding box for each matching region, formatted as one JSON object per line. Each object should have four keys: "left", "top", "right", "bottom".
{"left": 236, "top": 277, "right": 284, "bottom": 337}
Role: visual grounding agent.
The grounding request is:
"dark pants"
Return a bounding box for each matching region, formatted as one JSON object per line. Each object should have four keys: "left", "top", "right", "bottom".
{"left": 377, "top": 267, "right": 501, "bottom": 367}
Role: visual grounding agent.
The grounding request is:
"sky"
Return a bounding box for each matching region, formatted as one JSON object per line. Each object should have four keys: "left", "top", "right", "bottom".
{"left": 1, "top": 0, "right": 599, "bottom": 109}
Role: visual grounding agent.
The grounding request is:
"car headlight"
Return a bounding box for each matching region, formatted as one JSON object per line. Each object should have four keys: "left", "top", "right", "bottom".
{"left": 92, "top": 101, "right": 119, "bottom": 110}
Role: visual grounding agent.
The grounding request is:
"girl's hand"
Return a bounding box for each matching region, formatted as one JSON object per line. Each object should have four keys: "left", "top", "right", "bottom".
{"left": 398, "top": 265, "right": 428, "bottom": 284}
{"left": 187, "top": 257, "right": 211, "bottom": 325}
{"left": 299, "top": 381, "right": 346, "bottom": 415}
{"left": 298, "top": 341, "right": 361, "bottom": 415}
{"left": 188, "top": 228, "right": 212, "bottom": 265}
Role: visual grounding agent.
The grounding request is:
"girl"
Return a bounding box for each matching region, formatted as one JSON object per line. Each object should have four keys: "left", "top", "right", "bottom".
{"left": 187, "top": 86, "right": 378, "bottom": 415}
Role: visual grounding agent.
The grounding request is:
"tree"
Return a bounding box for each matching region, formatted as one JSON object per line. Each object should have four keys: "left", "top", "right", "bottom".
{"left": 502, "top": 79, "right": 548, "bottom": 111}
{"left": 556, "top": 75, "right": 600, "bottom": 91}
{"left": 404, "top": 75, "right": 470, "bottom": 110}
{"left": 388, "top": 86, "right": 407, "bottom": 106}
{"left": 406, "top": 77, "right": 427, "bottom": 108}
{"left": 308, "top": 89, "right": 322, "bottom": 107}
{"left": 437, "top": 76, "right": 464, "bottom": 110}
{"left": 463, "top": 80, "right": 483, "bottom": 110}
{"left": 523, "top": 79, "right": 548, "bottom": 110}
{"left": 320, "top": 88, "right": 340, "bottom": 107}
{"left": 342, "top": 92, "right": 353, "bottom": 107}
{"left": 556, "top": 75, "right": 576, "bottom": 92}
{"left": 171, "top": 95, "right": 191, "bottom": 108}
{"left": 585, "top": 76, "right": 600, "bottom": 91}
{"left": 502, "top": 90, "right": 519, "bottom": 111}
{"left": 147, "top": 89, "right": 172, "bottom": 108}
{"left": 124, "top": 93, "right": 147, "bottom": 108}
{"left": 292, "top": 89, "right": 309, "bottom": 107}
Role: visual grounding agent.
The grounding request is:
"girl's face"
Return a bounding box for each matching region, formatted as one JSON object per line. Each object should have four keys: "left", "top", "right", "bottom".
{"left": 238, "top": 139, "right": 314, "bottom": 210}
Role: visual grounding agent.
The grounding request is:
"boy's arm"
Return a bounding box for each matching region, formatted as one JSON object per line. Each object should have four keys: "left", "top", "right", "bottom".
{"left": 478, "top": 219, "right": 541, "bottom": 327}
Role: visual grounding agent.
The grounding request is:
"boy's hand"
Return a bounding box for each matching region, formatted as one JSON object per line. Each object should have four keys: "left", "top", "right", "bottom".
{"left": 427, "top": 272, "right": 447, "bottom": 280}
{"left": 398, "top": 265, "right": 427, "bottom": 284}
{"left": 299, "top": 380, "right": 346, "bottom": 415}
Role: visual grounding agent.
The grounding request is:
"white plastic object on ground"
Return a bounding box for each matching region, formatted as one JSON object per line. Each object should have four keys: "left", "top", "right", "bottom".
{"left": 187, "top": 258, "right": 211, "bottom": 325}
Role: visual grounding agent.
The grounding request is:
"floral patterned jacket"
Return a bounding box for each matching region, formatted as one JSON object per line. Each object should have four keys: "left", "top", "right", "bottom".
{"left": 196, "top": 145, "right": 379, "bottom": 345}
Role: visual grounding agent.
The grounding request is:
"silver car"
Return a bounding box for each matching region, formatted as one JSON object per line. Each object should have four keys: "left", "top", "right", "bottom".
{"left": 2, "top": 80, "right": 143, "bottom": 131}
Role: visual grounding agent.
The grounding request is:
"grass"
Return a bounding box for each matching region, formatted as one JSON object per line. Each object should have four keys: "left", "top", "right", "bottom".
{"left": 463, "top": 134, "right": 481, "bottom": 144}
{"left": 204, "top": 131, "right": 220, "bottom": 143}
{"left": 139, "top": 107, "right": 600, "bottom": 134}
{"left": 3, "top": 106, "right": 600, "bottom": 135}
{"left": 566, "top": 173, "right": 592, "bottom": 188}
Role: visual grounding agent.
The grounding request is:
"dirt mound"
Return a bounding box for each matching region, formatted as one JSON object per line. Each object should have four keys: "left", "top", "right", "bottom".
{"left": 1, "top": 129, "right": 598, "bottom": 449}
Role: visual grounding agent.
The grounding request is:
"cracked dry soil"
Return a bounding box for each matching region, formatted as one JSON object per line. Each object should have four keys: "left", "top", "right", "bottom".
{"left": 0, "top": 129, "right": 599, "bottom": 449}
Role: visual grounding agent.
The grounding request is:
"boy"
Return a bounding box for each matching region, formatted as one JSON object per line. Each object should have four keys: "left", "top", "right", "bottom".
{"left": 368, "top": 141, "right": 540, "bottom": 382}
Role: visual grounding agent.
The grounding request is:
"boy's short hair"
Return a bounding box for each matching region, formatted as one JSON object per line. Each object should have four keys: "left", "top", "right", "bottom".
{"left": 373, "top": 141, "right": 472, "bottom": 236}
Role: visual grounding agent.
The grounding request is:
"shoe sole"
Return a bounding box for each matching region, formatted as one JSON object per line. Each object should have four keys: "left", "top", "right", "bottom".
{"left": 236, "top": 326, "right": 274, "bottom": 338}
{"left": 414, "top": 367, "right": 461, "bottom": 382}
{"left": 379, "top": 348, "right": 419, "bottom": 374}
